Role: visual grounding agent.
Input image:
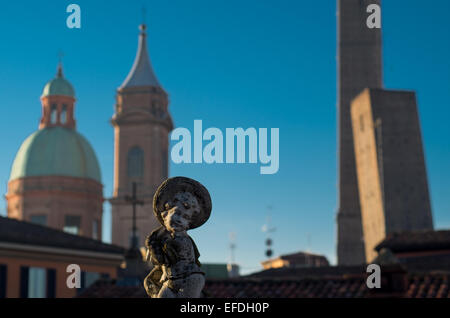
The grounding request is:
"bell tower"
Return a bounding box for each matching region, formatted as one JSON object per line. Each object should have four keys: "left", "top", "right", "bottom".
{"left": 39, "top": 63, "right": 76, "bottom": 130}
{"left": 111, "top": 24, "right": 173, "bottom": 248}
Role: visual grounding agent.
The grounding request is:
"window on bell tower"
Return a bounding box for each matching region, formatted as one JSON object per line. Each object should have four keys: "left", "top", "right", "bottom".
{"left": 50, "top": 104, "right": 57, "bottom": 123}
{"left": 61, "top": 104, "right": 67, "bottom": 124}
{"left": 127, "top": 146, "right": 144, "bottom": 178}
{"left": 64, "top": 215, "right": 81, "bottom": 235}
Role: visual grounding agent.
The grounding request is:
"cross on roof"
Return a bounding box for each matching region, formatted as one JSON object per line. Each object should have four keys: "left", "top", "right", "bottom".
{"left": 142, "top": 6, "right": 146, "bottom": 25}
{"left": 58, "top": 50, "right": 64, "bottom": 64}
{"left": 125, "top": 182, "right": 144, "bottom": 249}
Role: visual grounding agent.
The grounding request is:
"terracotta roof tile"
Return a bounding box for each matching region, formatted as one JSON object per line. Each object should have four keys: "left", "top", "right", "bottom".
{"left": 78, "top": 271, "right": 450, "bottom": 298}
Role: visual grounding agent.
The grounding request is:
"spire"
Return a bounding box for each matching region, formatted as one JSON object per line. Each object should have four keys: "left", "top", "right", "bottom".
{"left": 57, "top": 51, "right": 64, "bottom": 78}
{"left": 119, "top": 24, "right": 161, "bottom": 89}
{"left": 57, "top": 62, "right": 63, "bottom": 78}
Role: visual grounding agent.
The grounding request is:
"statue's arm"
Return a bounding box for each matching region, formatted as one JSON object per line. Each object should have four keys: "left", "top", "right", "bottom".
{"left": 188, "top": 236, "right": 201, "bottom": 266}
{"left": 145, "top": 230, "right": 167, "bottom": 265}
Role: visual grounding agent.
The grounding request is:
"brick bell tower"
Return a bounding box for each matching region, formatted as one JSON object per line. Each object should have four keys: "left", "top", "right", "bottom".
{"left": 110, "top": 24, "right": 173, "bottom": 248}
{"left": 39, "top": 64, "right": 77, "bottom": 130}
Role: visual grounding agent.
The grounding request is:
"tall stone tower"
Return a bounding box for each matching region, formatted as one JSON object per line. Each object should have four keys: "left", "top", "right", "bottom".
{"left": 111, "top": 24, "right": 173, "bottom": 248}
{"left": 351, "top": 88, "right": 433, "bottom": 262}
{"left": 336, "top": 0, "right": 383, "bottom": 265}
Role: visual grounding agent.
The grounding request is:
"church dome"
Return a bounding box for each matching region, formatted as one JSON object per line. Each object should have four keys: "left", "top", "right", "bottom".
{"left": 41, "top": 64, "right": 75, "bottom": 98}
{"left": 10, "top": 127, "right": 101, "bottom": 183}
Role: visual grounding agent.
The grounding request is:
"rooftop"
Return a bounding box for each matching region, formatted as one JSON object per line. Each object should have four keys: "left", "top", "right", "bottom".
{"left": 376, "top": 230, "right": 450, "bottom": 253}
{"left": 119, "top": 24, "right": 161, "bottom": 89}
{"left": 262, "top": 251, "right": 329, "bottom": 263}
{"left": 0, "top": 216, "right": 124, "bottom": 255}
{"left": 77, "top": 269, "right": 450, "bottom": 298}
{"left": 41, "top": 63, "right": 75, "bottom": 98}
{"left": 9, "top": 127, "right": 101, "bottom": 183}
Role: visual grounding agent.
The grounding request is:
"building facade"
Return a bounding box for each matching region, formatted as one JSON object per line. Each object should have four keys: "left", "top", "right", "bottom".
{"left": 110, "top": 24, "right": 173, "bottom": 248}
{"left": 336, "top": 0, "right": 383, "bottom": 265}
{"left": 351, "top": 88, "right": 433, "bottom": 261}
{"left": 261, "top": 251, "right": 329, "bottom": 270}
{"left": 0, "top": 216, "right": 123, "bottom": 298}
{"left": 6, "top": 64, "right": 103, "bottom": 239}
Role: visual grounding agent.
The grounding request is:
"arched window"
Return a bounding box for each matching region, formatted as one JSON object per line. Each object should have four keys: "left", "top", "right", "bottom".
{"left": 61, "top": 104, "right": 67, "bottom": 124}
{"left": 127, "top": 146, "right": 144, "bottom": 177}
{"left": 50, "top": 104, "right": 57, "bottom": 123}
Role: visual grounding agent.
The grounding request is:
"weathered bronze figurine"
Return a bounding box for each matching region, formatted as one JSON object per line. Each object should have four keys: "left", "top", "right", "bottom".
{"left": 144, "top": 177, "right": 212, "bottom": 298}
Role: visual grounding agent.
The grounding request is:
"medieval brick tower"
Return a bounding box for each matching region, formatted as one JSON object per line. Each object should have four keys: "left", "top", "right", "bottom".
{"left": 336, "top": 0, "right": 383, "bottom": 265}
{"left": 351, "top": 89, "right": 433, "bottom": 262}
{"left": 111, "top": 24, "right": 173, "bottom": 248}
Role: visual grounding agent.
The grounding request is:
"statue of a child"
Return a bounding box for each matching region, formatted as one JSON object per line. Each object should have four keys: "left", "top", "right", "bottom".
{"left": 143, "top": 177, "right": 212, "bottom": 298}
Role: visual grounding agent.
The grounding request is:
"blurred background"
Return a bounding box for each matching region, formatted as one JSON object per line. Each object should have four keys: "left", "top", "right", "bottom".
{"left": 0, "top": 0, "right": 449, "bottom": 298}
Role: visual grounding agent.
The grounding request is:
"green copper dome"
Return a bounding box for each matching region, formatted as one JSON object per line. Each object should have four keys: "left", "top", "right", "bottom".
{"left": 10, "top": 127, "right": 101, "bottom": 183}
{"left": 41, "top": 64, "right": 75, "bottom": 98}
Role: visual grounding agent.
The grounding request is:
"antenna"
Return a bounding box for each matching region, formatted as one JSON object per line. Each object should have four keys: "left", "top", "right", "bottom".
{"left": 262, "top": 205, "right": 276, "bottom": 258}
{"left": 229, "top": 232, "right": 237, "bottom": 264}
{"left": 124, "top": 182, "right": 144, "bottom": 250}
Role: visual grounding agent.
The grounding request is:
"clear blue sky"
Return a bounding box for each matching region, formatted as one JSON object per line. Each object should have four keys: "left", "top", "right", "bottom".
{"left": 0, "top": 1, "right": 449, "bottom": 274}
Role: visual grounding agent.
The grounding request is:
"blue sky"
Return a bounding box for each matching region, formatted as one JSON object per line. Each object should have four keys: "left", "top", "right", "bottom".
{"left": 0, "top": 0, "right": 449, "bottom": 274}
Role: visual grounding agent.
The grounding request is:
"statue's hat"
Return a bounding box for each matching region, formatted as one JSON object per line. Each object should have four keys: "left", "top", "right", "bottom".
{"left": 153, "top": 176, "right": 212, "bottom": 229}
